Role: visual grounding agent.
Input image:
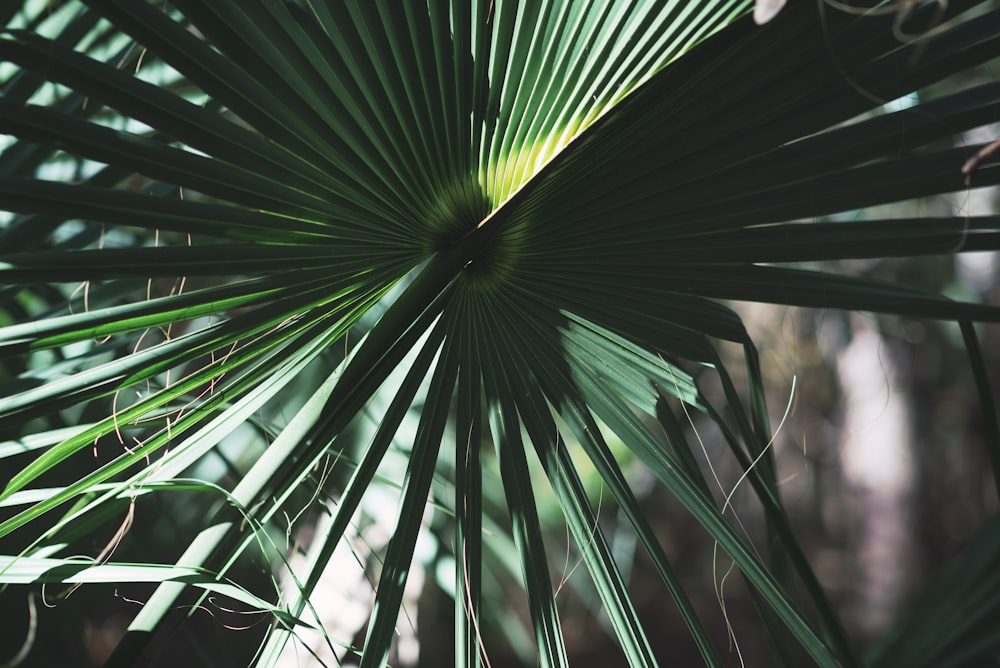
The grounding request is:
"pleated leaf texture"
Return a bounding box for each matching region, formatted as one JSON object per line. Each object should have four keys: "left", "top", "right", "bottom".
{"left": 2, "top": 2, "right": 1000, "bottom": 667}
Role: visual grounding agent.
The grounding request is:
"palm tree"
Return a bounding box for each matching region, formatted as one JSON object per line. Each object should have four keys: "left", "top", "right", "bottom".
{"left": 1, "top": 1, "right": 999, "bottom": 666}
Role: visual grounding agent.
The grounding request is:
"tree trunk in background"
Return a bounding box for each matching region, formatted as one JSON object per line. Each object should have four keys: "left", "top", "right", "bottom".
{"left": 837, "top": 316, "right": 918, "bottom": 641}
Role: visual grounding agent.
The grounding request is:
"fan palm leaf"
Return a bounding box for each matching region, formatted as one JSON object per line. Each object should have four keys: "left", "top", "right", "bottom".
{"left": 1, "top": 1, "right": 1000, "bottom": 666}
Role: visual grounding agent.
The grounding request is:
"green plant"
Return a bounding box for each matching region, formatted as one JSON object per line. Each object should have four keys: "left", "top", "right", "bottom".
{"left": 1, "top": 1, "right": 999, "bottom": 666}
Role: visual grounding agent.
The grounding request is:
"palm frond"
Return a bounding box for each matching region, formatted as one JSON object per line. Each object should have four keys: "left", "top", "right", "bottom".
{"left": 2, "top": 1, "right": 1000, "bottom": 666}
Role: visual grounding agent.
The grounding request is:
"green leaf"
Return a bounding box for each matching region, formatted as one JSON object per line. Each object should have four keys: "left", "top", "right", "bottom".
{"left": 3, "top": 1, "right": 1000, "bottom": 666}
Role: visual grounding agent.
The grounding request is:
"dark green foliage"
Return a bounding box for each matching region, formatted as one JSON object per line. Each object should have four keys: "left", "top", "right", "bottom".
{"left": 1, "top": 2, "right": 999, "bottom": 666}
